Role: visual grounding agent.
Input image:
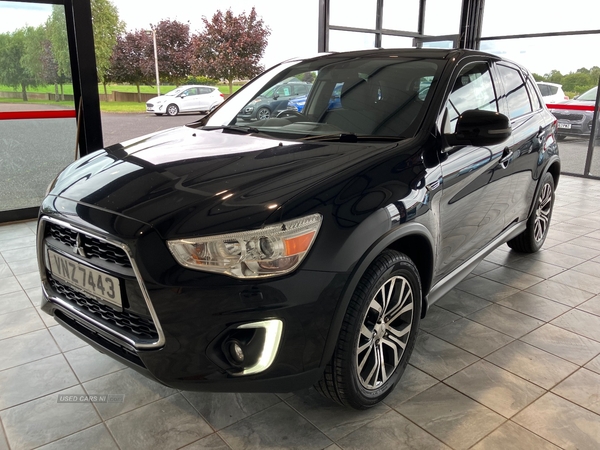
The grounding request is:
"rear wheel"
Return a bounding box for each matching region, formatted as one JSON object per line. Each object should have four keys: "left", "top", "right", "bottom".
{"left": 315, "top": 249, "right": 421, "bottom": 409}
{"left": 166, "top": 104, "right": 179, "bottom": 116}
{"left": 507, "top": 172, "right": 555, "bottom": 253}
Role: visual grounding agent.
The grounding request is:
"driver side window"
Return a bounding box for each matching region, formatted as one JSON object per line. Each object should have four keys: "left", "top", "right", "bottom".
{"left": 444, "top": 62, "right": 498, "bottom": 134}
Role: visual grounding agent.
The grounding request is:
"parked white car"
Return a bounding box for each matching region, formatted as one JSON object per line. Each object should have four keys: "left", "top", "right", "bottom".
{"left": 146, "top": 85, "right": 224, "bottom": 116}
{"left": 536, "top": 82, "right": 568, "bottom": 104}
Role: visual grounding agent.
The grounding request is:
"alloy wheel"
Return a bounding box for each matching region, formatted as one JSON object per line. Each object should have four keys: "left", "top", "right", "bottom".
{"left": 356, "top": 275, "right": 414, "bottom": 390}
{"left": 534, "top": 182, "right": 552, "bottom": 242}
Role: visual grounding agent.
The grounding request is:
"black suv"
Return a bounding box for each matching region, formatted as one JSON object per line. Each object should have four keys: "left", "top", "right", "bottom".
{"left": 38, "top": 48, "right": 560, "bottom": 409}
{"left": 236, "top": 78, "right": 312, "bottom": 120}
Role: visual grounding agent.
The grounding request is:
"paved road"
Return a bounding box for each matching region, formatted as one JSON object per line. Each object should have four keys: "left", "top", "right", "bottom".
{"left": 102, "top": 112, "right": 205, "bottom": 147}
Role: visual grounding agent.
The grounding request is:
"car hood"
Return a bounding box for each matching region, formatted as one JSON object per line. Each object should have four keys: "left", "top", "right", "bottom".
{"left": 48, "top": 126, "right": 400, "bottom": 239}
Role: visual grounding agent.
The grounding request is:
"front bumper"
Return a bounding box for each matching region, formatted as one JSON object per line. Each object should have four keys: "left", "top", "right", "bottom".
{"left": 38, "top": 210, "right": 345, "bottom": 392}
{"left": 146, "top": 103, "right": 166, "bottom": 114}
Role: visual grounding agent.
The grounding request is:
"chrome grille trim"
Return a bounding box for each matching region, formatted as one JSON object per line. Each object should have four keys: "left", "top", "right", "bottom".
{"left": 38, "top": 216, "right": 166, "bottom": 350}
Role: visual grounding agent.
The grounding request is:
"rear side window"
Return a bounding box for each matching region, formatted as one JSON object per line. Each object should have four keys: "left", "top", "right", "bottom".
{"left": 547, "top": 85, "right": 558, "bottom": 95}
{"left": 497, "top": 64, "right": 532, "bottom": 119}
{"left": 444, "top": 62, "right": 498, "bottom": 133}
{"left": 526, "top": 79, "right": 543, "bottom": 110}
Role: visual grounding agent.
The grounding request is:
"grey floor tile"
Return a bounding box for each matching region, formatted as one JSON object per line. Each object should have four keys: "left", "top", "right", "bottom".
{"left": 0, "top": 246, "right": 36, "bottom": 264}
{"left": 0, "top": 385, "right": 100, "bottom": 450}
{"left": 0, "top": 227, "right": 34, "bottom": 243}
{"left": 551, "top": 242, "right": 600, "bottom": 260}
{"left": 503, "top": 257, "right": 565, "bottom": 279}
{"left": 483, "top": 249, "right": 522, "bottom": 266}
{"left": 455, "top": 277, "right": 519, "bottom": 302}
{"left": 572, "top": 260, "right": 600, "bottom": 277}
{"left": 36, "top": 424, "right": 118, "bottom": 450}
{"left": 15, "top": 271, "right": 40, "bottom": 290}
{"left": 396, "top": 383, "right": 504, "bottom": 450}
{"left": 83, "top": 368, "right": 178, "bottom": 420}
{"left": 445, "top": 360, "right": 544, "bottom": 418}
{"left": 0, "top": 329, "right": 60, "bottom": 371}
{"left": 467, "top": 304, "right": 544, "bottom": 339}
{"left": 577, "top": 295, "right": 600, "bottom": 316}
{"left": 571, "top": 235, "right": 600, "bottom": 251}
{"left": 429, "top": 318, "right": 514, "bottom": 358}
{"left": 0, "top": 307, "right": 45, "bottom": 340}
{"left": 0, "top": 263, "right": 11, "bottom": 280}
{"left": 551, "top": 308, "right": 600, "bottom": 342}
{"left": 497, "top": 291, "right": 571, "bottom": 322}
{"left": 485, "top": 340, "right": 578, "bottom": 390}
{"left": 0, "top": 235, "right": 36, "bottom": 252}
{"left": 420, "top": 306, "right": 461, "bottom": 332}
{"left": 435, "top": 289, "right": 492, "bottom": 317}
{"left": 564, "top": 217, "right": 600, "bottom": 230}
{"left": 106, "top": 393, "right": 212, "bottom": 450}
{"left": 586, "top": 355, "right": 600, "bottom": 375}
{"left": 7, "top": 258, "right": 39, "bottom": 276}
{"left": 546, "top": 228, "right": 580, "bottom": 243}
{"left": 336, "top": 410, "right": 450, "bottom": 450}
{"left": 183, "top": 391, "right": 280, "bottom": 431}
{"left": 528, "top": 249, "right": 586, "bottom": 269}
{"left": 472, "top": 260, "right": 501, "bottom": 275}
{"left": 521, "top": 324, "right": 600, "bottom": 366}
{"left": 550, "top": 269, "right": 600, "bottom": 295}
{"left": 383, "top": 365, "right": 438, "bottom": 408}
{"left": 0, "top": 420, "right": 8, "bottom": 450}
{"left": 180, "top": 434, "right": 231, "bottom": 450}
{"left": 219, "top": 402, "right": 332, "bottom": 450}
{"left": 410, "top": 333, "right": 479, "bottom": 380}
{"left": 525, "top": 279, "right": 595, "bottom": 307}
{"left": 286, "top": 388, "right": 389, "bottom": 441}
{"left": 470, "top": 421, "right": 560, "bottom": 450}
{"left": 514, "top": 393, "right": 600, "bottom": 450}
{"left": 0, "top": 290, "right": 32, "bottom": 315}
{"left": 64, "top": 346, "right": 126, "bottom": 383}
{"left": 552, "top": 368, "right": 600, "bottom": 415}
{"left": 49, "top": 325, "right": 87, "bottom": 352}
{"left": 0, "top": 354, "right": 78, "bottom": 410}
{"left": 0, "top": 277, "right": 22, "bottom": 296}
{"left": 481, "top": 267, "right": 543, "bottom": 290}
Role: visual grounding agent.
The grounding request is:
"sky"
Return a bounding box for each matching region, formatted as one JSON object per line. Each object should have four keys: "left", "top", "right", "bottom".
{"left": 0, "top": 0, "right": 599, "bottom": 75}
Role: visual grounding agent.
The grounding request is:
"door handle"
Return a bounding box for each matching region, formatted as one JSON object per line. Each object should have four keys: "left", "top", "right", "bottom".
{"left": 499, "top": 148, "right": 513, "bottom": 168}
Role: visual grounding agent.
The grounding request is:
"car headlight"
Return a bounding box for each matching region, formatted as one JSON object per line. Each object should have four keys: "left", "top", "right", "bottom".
{"left": 167, "top": 214, "right": 322, "bottom": 279}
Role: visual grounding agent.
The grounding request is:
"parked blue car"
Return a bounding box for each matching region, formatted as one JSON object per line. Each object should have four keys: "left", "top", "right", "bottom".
{"left": 287, "top": 83, "right": 343, "bottom": 113}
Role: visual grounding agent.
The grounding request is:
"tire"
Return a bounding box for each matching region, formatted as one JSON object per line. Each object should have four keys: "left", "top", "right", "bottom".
{"left": 315, "top": 249, "right": 421, "bottom": 409}
{"left": 507, "top": 172, "right": 555, "bottom": 253}
{"left": 166, "top": 104, "right": 179, "bottom": 116}
{"left": 256, "top": 107, "right": 271, "bottom": 120}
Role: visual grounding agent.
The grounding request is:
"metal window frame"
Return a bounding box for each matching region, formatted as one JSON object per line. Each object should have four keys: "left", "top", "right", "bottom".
{"left": 0, "top": 0, "right": 103, "bottom": 224}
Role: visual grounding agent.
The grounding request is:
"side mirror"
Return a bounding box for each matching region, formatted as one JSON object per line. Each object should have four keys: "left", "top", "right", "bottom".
{"left": 445, "top": 109, "right": 511, "bottom": 148}
{"left": 273, "top": 94, "right": 279, "bottom": 100}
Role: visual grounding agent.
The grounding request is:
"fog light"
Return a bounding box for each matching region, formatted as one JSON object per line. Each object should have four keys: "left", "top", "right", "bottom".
{"left": 229, "top": 340, "right": 245, "bottom": 363}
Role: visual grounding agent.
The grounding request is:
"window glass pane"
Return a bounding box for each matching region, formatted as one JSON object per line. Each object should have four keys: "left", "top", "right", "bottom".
{"left": 329, "top": 30, "right": 376, "bottom": 52}
{"left": 424, "top": 0, "right": 462, "bottom": 35}
{"left": 445, "top": 63, "right": 498, "bottom": 133}
{"left": 382, "top": 0, "right": 420, "bottom": 32}
{"left": 526, "top": 78, "right": 543, "bottom": 111}
{"left": 0, "top": 1, "right": 76, "bottom": 213}
{"left": 497, "top": 65, "right": 532, "bottom": 119}
{"left": 482, "top": 0, "right": 600, "bottom": 37}
{"left": 381, "top": 35, "right": 414, "bottom": 48}
{"left": 330, "top": 0, "right": 377, "bottom": 29}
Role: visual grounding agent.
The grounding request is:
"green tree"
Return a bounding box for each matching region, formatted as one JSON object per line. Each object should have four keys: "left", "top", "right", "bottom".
{"left": 0, "top": 28, "right": 40, "bottom": 101}
{"left": 47, "top": 5, "right": 72, "bottom": 100}
{"left": 91, "top": 0, "right": 125, "bottom": 95}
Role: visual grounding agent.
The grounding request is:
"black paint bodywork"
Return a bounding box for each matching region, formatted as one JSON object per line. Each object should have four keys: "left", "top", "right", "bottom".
{"left": 38, "top": 49, "right": 560, "bottom": 392}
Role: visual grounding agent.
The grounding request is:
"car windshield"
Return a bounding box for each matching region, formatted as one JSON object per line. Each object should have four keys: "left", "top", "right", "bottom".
{"left": 197, "top": 55, "right": 443, "bottom": 140}
{"left": 578, "top": 86, "right": 598, "bottom": 101}
{"left": 164, "top": 88, "right": 185, "bottom": 97}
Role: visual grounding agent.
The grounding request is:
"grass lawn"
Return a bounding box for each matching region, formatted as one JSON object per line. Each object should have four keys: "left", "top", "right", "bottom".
{"left": 0, "top": 83, "right": 242, "bottom": 96}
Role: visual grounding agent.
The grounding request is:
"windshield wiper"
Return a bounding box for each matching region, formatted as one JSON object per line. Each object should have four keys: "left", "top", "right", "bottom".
{"left": 300, "top": 133, "right": 402, "bottom": 142}
{"left": 201, "top": 125, "right": 260, "bottom": 134}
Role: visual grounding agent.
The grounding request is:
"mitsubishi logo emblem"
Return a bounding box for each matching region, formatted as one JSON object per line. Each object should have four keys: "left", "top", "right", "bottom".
{"left": 74, "top": 233, "right": 87, "bottom": 258}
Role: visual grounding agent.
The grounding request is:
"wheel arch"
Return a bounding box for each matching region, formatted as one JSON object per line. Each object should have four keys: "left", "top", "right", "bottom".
{"left": 320, "top": 223, "right": 435, "bottom": 367}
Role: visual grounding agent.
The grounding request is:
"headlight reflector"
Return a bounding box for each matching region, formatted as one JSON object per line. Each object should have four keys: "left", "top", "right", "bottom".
{"left": 167, "top": 214, "right": 322, "bottom": 278}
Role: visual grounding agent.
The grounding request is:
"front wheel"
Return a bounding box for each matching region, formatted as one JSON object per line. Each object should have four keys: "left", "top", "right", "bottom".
{"left": 166, "top": 104, "right": 179, "bottom": 116}
{"left": 256, "top": 107, "right": 271, "bottom": 120}
{"left": 507, "top": 172, "right": 555, "bottom": 253}
{"left": 316, "top": 249, "right": 421, "bottom": 409}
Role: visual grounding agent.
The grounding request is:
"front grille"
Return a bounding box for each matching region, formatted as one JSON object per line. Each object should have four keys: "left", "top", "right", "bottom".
{"left": 554, "top": 113, "right": 584, "bottom": 121}
{"left": 49, "top": 275, "right": 158, "bottom": 340}
{"left": 146, "top": 103, "right": 153, "bottom": 108}
{"left": 48, "top": 223, "right": 131, "bottom": 268}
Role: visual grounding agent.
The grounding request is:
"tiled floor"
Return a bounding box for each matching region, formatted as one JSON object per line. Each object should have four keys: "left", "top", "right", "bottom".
{"left": 1, "top": 175, "right": 600, "bottom": 450}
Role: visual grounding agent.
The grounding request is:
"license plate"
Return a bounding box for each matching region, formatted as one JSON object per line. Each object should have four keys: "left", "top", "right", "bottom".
{"left": 558, "top": 123, "right": 571, "bottom": 129}
{"left": 47, "top": 250, "right": 122, "bottom": 308}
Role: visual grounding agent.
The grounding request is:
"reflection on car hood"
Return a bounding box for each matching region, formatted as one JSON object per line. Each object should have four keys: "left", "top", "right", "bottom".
{"left": 48, "top": 126, "right": 399, "bottom": 238}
